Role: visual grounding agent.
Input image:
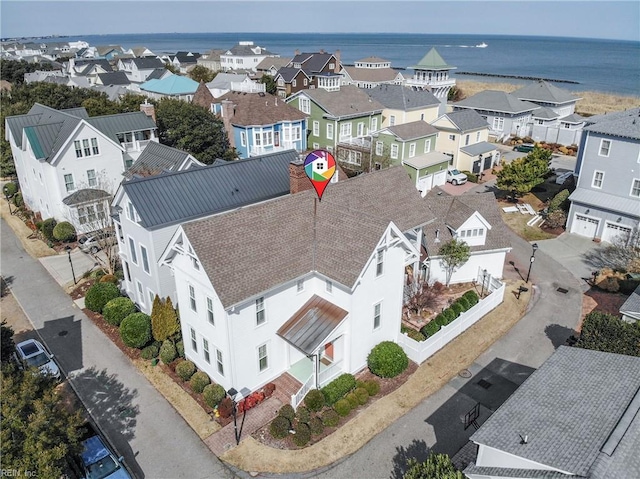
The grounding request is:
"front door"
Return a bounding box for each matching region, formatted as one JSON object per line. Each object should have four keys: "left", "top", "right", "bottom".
{"left": 323, "top": 342, "right": 334, "bottom": 363}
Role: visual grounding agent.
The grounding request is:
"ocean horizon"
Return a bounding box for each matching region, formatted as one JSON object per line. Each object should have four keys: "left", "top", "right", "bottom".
{"left": 32, "top": 32, "right": 640, "bottom": 96}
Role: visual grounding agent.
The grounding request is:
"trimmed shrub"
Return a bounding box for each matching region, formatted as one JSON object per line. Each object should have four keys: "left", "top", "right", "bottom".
{"left": 151, "top": 295, "right": 180, "bottom": 342}
{"left": 40, "top": 218, "right": 57, "bottom": 242}
{"left": 456, "top": 296, "right": 470, "bottom": 311}
{"left": 85, "top": 282, "right": 120, "bottom": 313}
{"left": 463, "top": 290, "right": 479, "bottom": 305}
{"left": 292, "top": 422, "right": 311, "bottom": 447}
{"left": 309, "top": 415, "right": 324, "bottom": 436}
{"left": 3, "top": 182, "right": 18, "bottom": 197}
{"left": 278, "top": 404, "right": 295, "bottom": 421}
{"left": 190, "top": 371, "right": 210, "bottom": 393}
{"left": 140, "top": 343, "right": 159, "bottom": 360}
{"left": 296, "top": 406, "right": 310, "bottom": 424}
{"left": 450, "top": 301, "right": 464, "bottom": 318}
{"left": 175, "top": 340, "right": 185, "bottom": 358}
{"left": 175, "top": 360, "right": 196, "bottom": 381}
{"left": 334, "top": 399, "right": 351, "bottom": 417}
{"left": 13, "top": 193, "right": 23, "bottom": 207}
{"left": 159, "top": 340, "right": 177, "bottom": 364}
{"left": 321, "top": 373, "right": 357, "bottom": 405}
{"left": 442, "top": 308, "right": 456, "bottom": 323}
{"left": 303, "top": 389, "right": 325, "bottom": 412}
{"left": 119, "top": 312, "right": 152, "bottom": 349}
{"left": 354, "top": 387, "right": 369, "bottom": 405}
{"left": 322, "top": 409, "right": 340, "bottom": 427}
{"left": 99, "top": 274, "right": 117, "bottom": 284}
{"left": 545, "top": 210, "right": 567, "bottom": 229}
{"left": 203, "top": 383, "right": 226, "bottom": 408}
{"left": 367, "top": 341, "right": 409, "bottom": 378}
{"left": 462, "top": 170, "right": 478, "bottom": 183}
{"left": 421, "top": 320, "right": 441, "bottom": 338}
{"left": 102, "top": 297, "right": 136, "bottom": 326}
{"left": 345, "top": 392, "right": 359, "bottom": 409}
{"left": 548, "top": 188, "right": 570, "bottom": 213}
{"left": 218, "top": 397, "right": 233, "bottom": 419}
{"left": 363, "top": 379, "right": 380, "bottom": 397}
{"left": 270, "top": 415, "right": 291, "bottom": 439}
{"left": 52, "top": 221, "right": 75, "bottom": 241}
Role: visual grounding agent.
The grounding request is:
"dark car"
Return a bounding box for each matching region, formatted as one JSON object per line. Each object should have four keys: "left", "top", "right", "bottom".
{"left": 513, "top": 143, "right": 535, "bottom": 153}
{"left": 78, "top": 434, "right": 132, "bottom": 479}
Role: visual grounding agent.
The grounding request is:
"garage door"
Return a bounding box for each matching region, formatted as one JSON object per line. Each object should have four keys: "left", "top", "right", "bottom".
{"left": 571, "top": 214, "right": 599, "bottom": 239}
{"left": 433, "top": 170, "right": 447, "bottom": 186}
{"left": 602, "top": 222, "right": 631, "bottom": 244}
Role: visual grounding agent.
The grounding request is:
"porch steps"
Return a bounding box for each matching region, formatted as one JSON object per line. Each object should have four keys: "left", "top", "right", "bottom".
{"left": 271, "top": 372, "right": 303, "bottom": 405}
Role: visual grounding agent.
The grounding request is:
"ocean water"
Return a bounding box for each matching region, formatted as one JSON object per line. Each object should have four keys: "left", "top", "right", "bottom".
{"left": 60, "top": 32, "right": 639, "bottom": 96}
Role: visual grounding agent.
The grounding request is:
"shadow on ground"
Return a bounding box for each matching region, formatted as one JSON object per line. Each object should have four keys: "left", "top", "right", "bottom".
{"left": 544, "top": 324, "right": 577, "bottom": 348}
{"left": 37, "top": 315, "right": 83, "bottom": 374}
{"left": 390, "top": 439, "right": 430, "bottom": 479}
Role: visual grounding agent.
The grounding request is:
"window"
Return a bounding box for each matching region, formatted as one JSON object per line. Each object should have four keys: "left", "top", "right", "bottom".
{"left": 127, "top": 202, "right": 136, "bottom": 222}
{"left": 537, "top": 119, "right": 544, "bottom": 125}
{"left": 376, "top": 249, "right": 384, "bottom": 276}
{"left": 373, "top": 302, "right": 382, "bottom": 330}
{"left": 292, "top": 79, "right": 297, "bottom": 88}
{"left": 326, "top": 124, "right": 334, "bottom": 140}
{"left": 313, "top": 142, "right": 319, "bottom": 149}
{"left": 216, "top": 349, "right": 224, "bottom": 375}
{"left": 492, "top": 117, "right": 504, "bottom": 131}
{"left": 86, "top": 205, "right": 97, "bottom": 223}
{"left": 424, "top": 140, "right": 431, "bottom": 153}
{"left": 74, "top": 140, "right": 83, "bottom": 158}
{"left": 339, "top": 123, "right": 352, "bottom": 140}
{"left": 77, "top": 207, "right": 87, "bottom": 225}
{"left": 87, "top": 169, "right": 97, "bottom": 187}
{"left": 124, "top": 262, "right": 131, "bottom": 282}
{"left": 465, "top": 135, "right": 470, "bottom": 146}
{"left": 192, "top": 257, "right": 200, "bottom": 270}
{"left": 188, "top": 285, "right": 197, "bottom": 311}
{"left": 299, "top": 97, "right": 310, "bottom": 114}
{"left": 258, "top": 344, "right": 268, "bottom": 371}
{"left": 297, "top": 279, "right": 304, "bottom": 292}
{"left": 420, "top": 113, "right": 425, "bottom": 121}
{"left": 140, "top": 245, "right": 150, "bottom": 274}
{"left": 371, "top": 117, "right": 378, "bottom": 131}
{"left": 64, "top": 174, "right": 75, "bottom": 192}
{"left": 136, "top": 281, "right": 145, "bottom": 306}
{"left": 390, "top": 144, "right": 398, "bottom": 159}
{"left": 326, "top": 280, "right": 333, "bottom": 293}
{"left": 82, "top": 139, "right": 91, "bottom": 156}
{"left": 203, "top": 338, "right": 210, "bottom": 363}
{"left": 190, "top": 328, "right": 197, "bottom": 352}
{"left": 148, "top": 289, "right": 155, "bottom": 307}
{"left": 592, "top": 170, "right": 604, "bottom": 188}
{"left": 631, "top": 179, "right": 640, "bottom": 197}
{"left": 599, "top": 139, "right": 611, "bottom": 157}
{"left": 389, "top": 115, "right": 396, "bottom": 126}
{"left": 313, "top": 121, "right": 319, "bottom": 136}
{"left": 357, "top": 122, "right": 364, "bottom": 136}
{"left": 240, "top": 131, "right": 246, "bottom": 147}
{"left": 91, "top": 138, "right": 99, "bottom": 155}
{"left": 256, "top": 297, "right": 265, "bottom": 325}
{"left": 128, "top": 237, "right": 137, "bottom": 264}
{"left": 448, "top": 134, "right": 456, "bottom": 141}
{"left": 476, "top": 131, "right": 481, "bottom": 141}
{"left": 303, "top": 79, "right": 308, "bottom": 86}
{"left": 409, "top": 143, "right": 416, "bottom": 158}
{"left": 376, "top": 141, "right": 383, "bottom": 155}
{"left": 207, "top": 298, "right": 216, "bottom": 326}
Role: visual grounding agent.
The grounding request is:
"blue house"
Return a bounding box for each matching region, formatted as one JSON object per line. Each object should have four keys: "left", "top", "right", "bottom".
{"left": 139, "top": 74, "right": 199, "bottom": 101}
{"left": 212, "top": 91, "right": 308, "bottom": 158}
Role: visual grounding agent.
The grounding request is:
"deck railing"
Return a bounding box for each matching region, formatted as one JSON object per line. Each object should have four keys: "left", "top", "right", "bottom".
{"left": 291, "top": 374, "right": 314, "bottom": 410}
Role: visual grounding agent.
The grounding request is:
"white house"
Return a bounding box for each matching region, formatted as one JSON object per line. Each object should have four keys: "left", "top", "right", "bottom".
{"left": 220, "top": 41, "right": 279, "bottom": 72}
{"left": 116, "top": 57, "right": 166, "bottom": 83}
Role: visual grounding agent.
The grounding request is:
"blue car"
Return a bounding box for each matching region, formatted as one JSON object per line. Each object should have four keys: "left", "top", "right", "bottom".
{"left": 79, "top": 435, "right": 131, "bottom": 479}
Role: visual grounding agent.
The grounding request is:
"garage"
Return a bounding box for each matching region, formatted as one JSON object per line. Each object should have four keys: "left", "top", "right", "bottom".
{"left": 433, "top": 170, "right": 447, "bottom": 186}
{"left": 602, "top": 222, "right": 632, "bottom": 244}
{"left": 417, "top": 174, "right": 433, "bottom": 192}
{"left": 571, "top": 214, "right": 599, "bottom": 239}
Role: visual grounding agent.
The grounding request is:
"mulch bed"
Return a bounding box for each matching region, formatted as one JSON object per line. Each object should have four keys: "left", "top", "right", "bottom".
{"left": 252, "top": 361, "right": 419, "bottom": 450}
{"left": 82, "top": 307, "right": 141, "bottom": 363}
{"left": 70, "top": 279, "right": 96, "bottom": 300}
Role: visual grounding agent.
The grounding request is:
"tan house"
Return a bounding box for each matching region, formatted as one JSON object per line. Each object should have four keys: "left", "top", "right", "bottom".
{"left": 364, "top": 84, "right": 441, "bottom": 128}
{"left": 340, "top": 57, "right": 405, "bottom": 89}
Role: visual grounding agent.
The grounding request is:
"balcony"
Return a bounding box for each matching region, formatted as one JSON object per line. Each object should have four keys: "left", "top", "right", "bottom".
{"left": 404, "top": 77, "right": 455, "bottom": 89}
{"left": 249, "top": 142, "right": 298, "bottom": 156}
{"left": 122, "top": 139, "right": 152, "bottom": 153}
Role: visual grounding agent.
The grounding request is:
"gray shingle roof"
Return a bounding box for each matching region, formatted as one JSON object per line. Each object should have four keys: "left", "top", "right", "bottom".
{"left": 619, "top": 284, "right": 640, "bottom": 317}
{"left": 122, "top": 149, "right": 298, "bottom": 230}
{"left": 87, "top": 112, "right": 157, "bottom": 144}
{"left": 275, "top": 67, "right": 304, "bottom": 83}
{"left": 207, "top": 73, "right": 251, "bottom": 89}
{"left": 145, "top": 68, "right": 167, "bottom": 81}
{"left": 463, "top": 465, "right": 572, "bottom": 478}
{"left": 62, "top": 188, "right": 110, "bottom": 206}
{"left": 125, "top": 141, "right": 199, "bottom": 179}
{"left": 226, "top": 43, "right": 277, "bottom": 56}
{"left": 385, "top": 121, "right": 439, "bottom": 141}
{"left": 470, "top": 346, "right": 640, "bottom": 477}
{"left": 130, "top": 57, "right": 165, "bottom": 69}
{"left": 439, "top": 109, "right": 489, "bottom": 132}
{"left": 460, "top": 141, "right": 498, "bottom": 156}
{"left": 364, "top": 84, "right": 440, "bottom": 111}
{"left": 217, "top": 91, "right": 307, "bottom": 126}
{"left": 532, "top": 107, "right": 560, "bottom": 119}
{"left": 455, "top": 90, "right": 540, "bottom": 115}
{"left": 513, "top": 80, "right": 580, "bottom": 105}
{"left": 402, "top": 152, "right": 451, "bottom": 170}
{"left": 559, "top": 113, "right": 584, "bottom": 123}
{"left": 183, "top": 166, "right": 436, "bottom": 308}
{"left": 583, "top": 108, "right": 640, "bottom": 140}
{"left": 297, "top": 85, "right": 385, "bottom": 119}
{"left": 97, "top": 71, "right": 130, "bottom": 86}
{"left": 341, "top": 65, "right": 402, "bottom": 83}
{"left": 290, "top": 52, "right": 335, "bottom": 74}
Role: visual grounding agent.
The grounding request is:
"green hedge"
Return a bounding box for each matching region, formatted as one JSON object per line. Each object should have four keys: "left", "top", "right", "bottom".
{"left": 575, "top": 311, "right": 640, "bottom": 357}
{"left": 278, "top": 404, "right": 295, "bottom": 421}
{"left": 450, "top": 301, "right": 465, "bottom": 318}
{"left": 119, "top": 313, "right": 152, "bottom": 349}
{"left": 296, "top": 406, "right": 310, "bottom": 424}
{"left": 103, "top": 297, "right": 136, "bottom": 326}
{"left": 345, "top": 391, "right": 359, "bottom": 409}
{"left": 420, "top": 320, "right": 441, "bottom": 338}
{"left": 367, "top": 341, "right": 408, "bottom": 378}
{"left": 292, "top": 422, "right": 311, "bottom": 447}
{"left": 354, "top": 387, "right": 369, "bottom": 405}
{"left": 463, "top": 290, "right": 479, "bottom": 306}
{"left": 322, "top": 409, "right": 340, "bottom": 427}
{"left": 3, "top": 182, "right": 18, "bottom": 197}
{"left": 85, "top": 282, "right": 120, "bottom": 313}
{"left": 321, "top": 373, "right": 357, "bottom": 405}
{"left": 309, "top": 415, "right": 324, "bottom": 436}
{"left": 141, "top": 344, "right": 159, "bottom": 360}
{"left": 40, "top": 218, "right": 57, "bottom": 242}
{"left": 203, "top": 384, "right": 226, "bottom": 408}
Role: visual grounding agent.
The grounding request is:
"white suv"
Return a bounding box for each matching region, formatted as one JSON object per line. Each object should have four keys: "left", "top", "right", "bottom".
{"left": 446, "top": 168, "right": 468, "bottom": 185}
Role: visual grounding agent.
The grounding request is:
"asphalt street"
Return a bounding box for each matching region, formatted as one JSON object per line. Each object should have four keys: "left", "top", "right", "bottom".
{"left": 1, "top": 219, "right": 237, "bottom": 479}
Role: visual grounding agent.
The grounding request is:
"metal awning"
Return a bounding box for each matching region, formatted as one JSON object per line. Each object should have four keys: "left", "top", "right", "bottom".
{"left": 277, "top": 295, "right": 348, "bottom": 355}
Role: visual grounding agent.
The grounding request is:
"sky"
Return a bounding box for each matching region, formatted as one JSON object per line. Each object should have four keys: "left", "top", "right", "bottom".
{"left": 1, "top": 1, "right": 639, "bottom": 41}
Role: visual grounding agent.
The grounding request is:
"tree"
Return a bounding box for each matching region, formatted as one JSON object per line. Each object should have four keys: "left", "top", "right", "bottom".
{"left": 1, "top": 363, "right": 85, "bottom": 477}
{"left": 189, "top": 65, "right": 216, "bottom": 83}
{"left": 0, "top": 59, "right": 56, "bottom": 85}
{"left": 496, "top": 146, "right": 551, "bottom": 198}
{"left": 259, "top": 74, "right": 277, "bottom": 95}
{"left": 164, "top": 62, "right": 179, "bottom": 74}
{"left": 1, "top": 320, "right": 15, "bottom": 363}
{"left": 439, "top": 239, "right": 471, "bottom": 287}
{"left": 404, "top": 453, "right": 466, "bottom": 479}
{"left": 574, "top": 311, "right": 640, "bottom": 357}
{"left": 151, "top": 295, "right": 180, "bottom": 342}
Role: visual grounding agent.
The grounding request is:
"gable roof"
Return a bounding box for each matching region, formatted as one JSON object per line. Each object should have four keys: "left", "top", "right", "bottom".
{"left": 225, "top": 43, "right": 277, "bottom": 56}
{"left": 256, "top": 56, "right": 291, "bottom": 71}
{"left": 341, "top": 65, "right": 402, "bottom": 83}
{"left": 207, "top": 73, "right": 250, "bottom": 90}
{"left": 140, "top": 75, "right": 199, "bottom": 95}
{"left": 129, "top": 57, "right": 165, "bottom": 70}
{"left": 62, "top": 188, "right": 111, "bottom": 206}
{"left": 513, "top": 80, "right": 580, "bottom": 105}
{"left": 217, "top": 91, "right": 308, "bottom": 126}
{"left": 86, "top": 112, "right": 157, "bottom": 144}
{"left": 275, "top": 67, "right": 310, "bottom": 83}
{"left": 145, "top": 68, "right": 168, "bottom": 81}
{"left": 384, "top": 121, "right": 439, "bottom": 141}
{"left": 124, "top": 141, "right": 201, "bottom": 179}
{"left": 192, "top": 81, "right": 215, "bottom": 109}
{"left": 619, "top": 284, "right": 640, "bottom": 318}
{"left": 364, "top": 84, "right": 440, "bottom": 110}
{"left": 290, "top": 52, "right": 336, "bottom": 74}
{"left": 294, "top": 85, "right": 385, "bottom": 119}
{"left": 460, "top": 141, "right": 497, "bottom": 157}
{"left": 439, "top": 109, "right": 490, "bottom": 132}
{"left": 455, "top": 90, "right": 540, "bottom": 115}
{"left": 532, "top": 106, "right": 560, "bottom": 119}
{"left": 409, "top": 48, "right": 455, "bottom": 71}
{"left": 182, "top": 166, "right": 436, "bottom": 308}
{"left": 172, "top": 51, "right": 201, "bottom": 64}
{"left": 97, "top": 71, "right": 130, "bottom": 86}
{"left": 583, "top": 107, "right": 640, "bottom": 140}
{"left": 469, "top": 346, "right": 640, "bottom": 478}
{"left": 121, "top": 149, "right": 299, "bottom": 230}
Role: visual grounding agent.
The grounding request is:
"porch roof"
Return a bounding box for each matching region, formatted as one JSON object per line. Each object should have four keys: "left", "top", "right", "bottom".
{"left": 277, "top": 295, "right": 348, "bottom": 356}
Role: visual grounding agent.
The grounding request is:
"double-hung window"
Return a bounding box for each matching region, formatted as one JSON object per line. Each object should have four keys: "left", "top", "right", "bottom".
{"left": 87, "top": 169, "right": 97, "bottom": 187}
{"left": 64, "top": 174, "right": 75, "bottom": 192}
{"left": 128, "top": 237, "right": 138, "bottom": 264}
{"left": 592, "top": 171, "right": 604, "bottom": 188}
{"left": 376, "top": 249, "right": 384, "bottom": 276}
{"left": 207, "top": 297, "right": 215, "bottom": 325}
{"left": 74, "top": 140, "right": 83, "bottom": 158}
{"left": 78, "top": 207, "right": 87, "bottom": 225}
{"left": 339, "top": 123, "right": 352, "bottom": 141}
{"left": 409, "top": 143, "right": 416, "bottom": 158}
{"left": 299, "top": 97, "right": 310, "bottom": 114}
{"left": 188, "top": 285, "right": 197, "bottom": 312}
{"left": 256, "top": 297, "right": 265, "bottom": 325}
{"left": 91, "top": 138, "right": 99, "bottom": 155}
{"left": 190, "top": 328, "right": 197, "bottom": 352}
{"left": 424, "top": 140, "right": 431, "bottom": 153}
{"left": 630, "top": 179, "right": 640, "bottom": 197}
{"left": 83, "top": 139, "right": 91, "bottom": 157}
{"left": 376, "top": 141, "right": 384, "bottom": 155}
{"left": 240, "top": 131, "right": 247, "bottom": 147}
{"left": 216, "top": 349, "right": 224, "bottom": 375}
{"left": 599, "top": 139, "right": 611, "bottom": 157}
{"left": 258, "top": 344, "right": 268, "bottom": 372}
{"left": 326, "top": 124, "right": 334, "bottom": 140}
{"left": 373, "top": 302, "right": 382, "bottom": 330}
{"left": 140, "top": 245, "right": 150, "bottom": 274}
{"left": 313, "top": 121, "right": 319, "bottom": 136}
{"left": 390, "top": 144, "right": 399, "bottom": 159}
{"left": 203, "top": 338, "right": 210, "bottom": 363}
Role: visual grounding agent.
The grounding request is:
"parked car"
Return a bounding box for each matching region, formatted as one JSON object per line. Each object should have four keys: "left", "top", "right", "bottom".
{"left": 513, "top": 143, "right": 535, "bottom": 153}
{"left": 78, "top": 230, "right": 117, "bottom": 254}
{"left": 78, "top": 434, "right": 132, "bottom": 479}
{"left": 15, "top": 339, "right": 60, "bottom": 379}
{"left": 555, "top": 170, "right": 574, "bottom": 185}
{"left": 446, "top": 168, "right": 468, "bottom": 185}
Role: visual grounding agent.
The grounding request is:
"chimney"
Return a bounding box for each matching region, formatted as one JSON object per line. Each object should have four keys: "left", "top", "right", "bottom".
{"left": 140, "top": 100, "right": 156, "bottom": 123}
{"left": 289, "top": 159, "right": 313, "bottom": 194}
{"left": 319, "top": 49, "right": 325, "bottom": 54}
{"left": 294, "top": 49, "right": 300, "bottom": 56}
{"left": 221, "top": 100, "right": 236, "bottom": 149}
{"left": 334, "top": 49, "right": 341, "bottom": 67}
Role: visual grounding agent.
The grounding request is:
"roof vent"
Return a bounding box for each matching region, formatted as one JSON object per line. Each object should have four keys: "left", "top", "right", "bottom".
{"left": 519, "top": 434, "right": 528, "bottom": 445}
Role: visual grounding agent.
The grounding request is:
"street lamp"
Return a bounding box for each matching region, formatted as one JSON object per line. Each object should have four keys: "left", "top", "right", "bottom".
{"left": 3, "top": 187, "right": 13, "bottom": 215}
{"left": 525, "top": 243, "right": 539, "bottom": 283}
{"left": 65, "top": 246, "right": 77, "bottom": 285}
{"left": 227, "top": 387, "right": 247, "bottom": 446}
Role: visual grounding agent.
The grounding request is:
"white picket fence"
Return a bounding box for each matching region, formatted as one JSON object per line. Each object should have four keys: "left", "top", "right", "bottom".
{"left": 398, "top": 279, "right": 505, "bottom": 365}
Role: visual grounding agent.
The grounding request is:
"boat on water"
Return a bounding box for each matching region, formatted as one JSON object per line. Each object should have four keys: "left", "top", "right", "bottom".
{"left": 476, "top": 42, "right": 488, "bottom": 48}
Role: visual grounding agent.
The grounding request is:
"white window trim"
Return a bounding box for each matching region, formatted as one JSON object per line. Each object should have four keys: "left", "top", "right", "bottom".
{"left": 257, "top": 343, "right": 269, "bottom": 372}
{"left": 216, "top": 348, "right": 224, "bottom": 376}
{"left": 376, "top": 141, "right": 384, "bottom": 155}
{"left": 140, "top": 244, "right": 150, "bottom": 275}
{"left": 190, "top": 327, "right": 197, "bottom": 352}
{"left": 592, "top": 170, "right": 604, "bottom": 189}
{"left": 189, "top": 284, "right": 197, "bottom": 312}
{"left": 409, "top": 143, "right": 416, "bottom": 158}
{"left": 203, "top": 338, "right": 210, "bottom": 363}
{"left": 326, "top": 123, "right": 334, "bottom": 140}
{"left": 424, "top": 139, "right": 431, "bottom": 153}
{"left": 599, "top": 139, "right": 611, "bottom": 157}
{"left": 256, "top": 297, "right": 266, "bottom": 326}
{"left": 240, "top": 131, "right": 247, "bottom": 147}
{"left": 630, "top": 178, "right": 640, "bottom": 198}
{"left": 373, "top": 301, "right": 382, "bottom": 330}
{"left": 390, "top": 144, "right": 398, "bottom": 160}
{"left": 206, "top": 297, "right": 215, "bottom": 325}
{"left": 313, "top": 121, "right": 319, "bottom": 136}
{"left": 136, "top": 280, "right": 145, "bottom": 307}
{"left": 128, "top": 236, "right": 138, "bottom": 264}
{"left": 376, "top": 249, "right": 384, "bottom": 277}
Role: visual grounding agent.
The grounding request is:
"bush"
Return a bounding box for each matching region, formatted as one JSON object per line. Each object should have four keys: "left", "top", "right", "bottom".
{"left": 270, "top": 415, "right": 291, "bottom": 439}
{"left": 85, "top": 282, "right": 120, "bottom": 313}
{"left": 151, "top": 296, "right": 180, "bottom": 342}
{"left": 40, "top": 218, "right": 57, "bottom": 242}
{"left": 203, "top": 383, "right": 226, "bottom": 408}
{"left": 354, "top": 387, "right": 369, "bottom": 405}
{"left": 102, "top": 297, "right": 136, "bottom": 326}
{"left": 303, "top": 389, "right": 325, "bottom": 412}
{"left": 292, "top": 422, "right": 311, "bottom": 447}
{"left": 462, "top": 170, "right": 478, "bottom": 183}
{"left": 263, "top": 382, "right": 276, "bottom": 398}
{"left": 334, "top": 399, "right": 351, "bottom": 417}
{"left": 3, "top": 182, "right": 18, "bottom": 197}
{"left": 456, "top": 296, "right": 470, "bottom": 311}
{"left": 140, "top": 343, "right": 159, "bottom": 360}
{"left": 12, "top": 193, "right": 23, "bottom": 207}
{"left": 548, "top": 189, "right": 570, "bottom": 213}
{"left": 545, "top": 210, "right": 567, "bottom": 229}
{"left": 345, "top": 392, "right": 359, "bottom": 409}
{"left": 175, "top": 360, "right": 196, "bottom": 381}
{"left": 575, "top": 311, "right": 640, "bottom": 357}
{"left": 321, "top": 373, "right": 357, "bottom": 405}
{"left": 362, "top": 379, "right": 380, "bottom": 396}
{"left": 217, "top": 397, "right": 233, "bottom": 419}
{"left": 119, "top": 312, "right": 152, "bottom": 349}
{"left": 278, "top": 404, "right": 295, "bottom": 421}
{"left": 463, "top": 290, "right": 479, "bottom": 306}
{"left": 159, "top": 340, "right": 177, "bottom": 364}
{"left": 421, "top": 320, "right": 441, "bottom": 338}
{"left": 405, "top": 327, "right": 426, "bottom": 342}
{"left": 450, "top": 301, "right": 464, "bottom": 318}
{"left": 442, "top": 308, "right": 456, "bottom": 323}
{"left": 309, "top": 415, "right": 324, "bottom": 436}
{"left": 175, "top": 340, "right": 185, "bottom": 358}
{"left": 99, "top": 274, "right": 118, "bottom": 284}
{"left": 189, "top": 371, "right": 210, "bottom": 393}
{"left": 52, "top": 221, "right": 75, "bottom": 241}
{"left": 322, "top": 409, "right": 340, "bottom": 427}
{"left": 367, "top": 341, "right": 409, "bottom": 378}
{"left": 296, "top": 406, "right": 310, "bottom": 424}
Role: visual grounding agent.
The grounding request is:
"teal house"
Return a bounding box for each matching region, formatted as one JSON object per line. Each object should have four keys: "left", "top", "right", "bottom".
{"left": 139, "top": 74, "right": 199, "bottom": 101}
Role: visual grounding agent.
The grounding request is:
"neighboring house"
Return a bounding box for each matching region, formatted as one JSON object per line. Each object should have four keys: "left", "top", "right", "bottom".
{"left": 220, "top": 41, "right": 279, "bottom": 72}
{"left": 116, "top": 57, "right": 166, "bottom": 83}
{"left": 431, "top": 109, "right": 498, "bottom": 173}
{"left": 255, "top": 56, "right": 291, "bottom": 77}
{"left": 206, "top": 73, "right": 265, "bottom": 98}
{"left": 24, "top": 70, "right": 66, "bottom": 84}
{"left": 128, "top": 46, "right": 156, "bottom": 58}
{"left": 620, "top": 284, "right": 640, "bottom": 322}
{"left": 95, "top": 45, "right": 125, "bottom": 61}
{"left": 340, "top": 56, "right": 405, "bottom": 89}
{"left": 5, "top": 103, "right": 158, "bottom": 232}
{"left": 170, "top": 51, "right": 201, "bottom": 74}
{"left": 465, "top": 346, "right": 640, "bottom": 479}
{"left": 404, "top": 48, "right": 456, "bottom": 105}
{"left": 197, "top": 49, "right": 226, "bottom": 73}
{"left": 402, "top": 152, "right": 452, "bottom": 195}
{"left": 566, "top": 108, "right": 640, "bottom": 243}
{"left": 274, "top": 67, "right": 311, "bottom": 98}
{"left": 192, "top": 81, "right": 216, "bottom": 110}
{"left": 364, "top": 84, "right": 441, "bottom": 127}
{"left": 513, "top": 80, "right": 585, "bottom": 145}
{"left": 286, "top": 84, "right": 385, "bottom": 153}
{"left": 112, "top": 149, "right": 299, "bottom": 313}
{"left": 139, "top": 74, "right": 199, "bottom": 101}
{"left": 65, "top": 58, "right": 113, "bottom": 84}
{"left": 275, "top": 51, "right": 342, "bottom": 98}
{"left": 211, "top": 91, "right": 308, "bottom": 158}
{"left": 123, "top": 141, "right": 205, "bottom": 179}
{"left": 95, "top": 71, "right": 131, "bottom": 87}
{"left": 454, "top": 90, "right": 540, "bottom": 141}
